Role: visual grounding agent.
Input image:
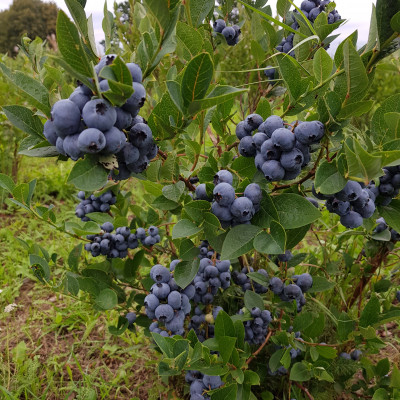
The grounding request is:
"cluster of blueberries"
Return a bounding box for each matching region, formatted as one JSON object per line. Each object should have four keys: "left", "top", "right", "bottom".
{"left": 43, "top": 54, "right": 157, "bottom": 180}
{"left": 372, "top": 166, "right": 400, "bottom": 206}
{"left": 188, "top": 305, "right": 223, "bottom": 343}
{"left": 186, "top": 370, "right": 223, "bottom": 400}
{"left": 75, "top": 190, "right": 116, "bottom": 221}
{"left": 269, "top": 272, "right": 313, "bottom": 312}
{"left": 340, "top": 349, "right": 362, "bottom": 361}
{"left": 147, "top": 261, "right": 193, "bottom": 337}
{"left": 84, "top": 222, "right": 161, "bottom": 259}
{"left": 193, "top": 241, "right": 232, "bottom": 304}
{"left": 213, "top": 19, "right": 241, "bottom": 46}
{"left": 233, "top": 267, "right": 269, "bottom": 294}
{"left": 277, "top": 0, "right": 341, "bottom": 58}
{"left": 374, "top": 218, "right": 400, "bottom": 242}
{"left": 236, "top": 114, "right": 324, "bottom": 182}
{"left": 195, "top": 169, "right": 262, "bottom": 228}
{"left": 269, "top": 329, "right": 304, "bottom": 376}
{"left": 313, "top": 181, "right": 376, "bottom": 229}
{"left": 239, "top": 306, "right": 272, "bottom": 345}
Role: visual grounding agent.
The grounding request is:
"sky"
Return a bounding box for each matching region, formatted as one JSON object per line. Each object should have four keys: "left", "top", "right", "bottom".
{"left": 0, "top": 0, "right": 376, "bottom": 54}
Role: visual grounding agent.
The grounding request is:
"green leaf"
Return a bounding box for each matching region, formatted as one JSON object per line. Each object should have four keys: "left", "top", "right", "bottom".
{"left": 337, "top": 101, "right": 374, "bottom": 119}
{"left": 108, "top": 316, "right": 129, "bottom": 336}
{"left": 68, "top": 243, "right": 83, "bottom": 272}
{"left": 315, "top": 161, "right": 347, "bottom": 195}
{"left": 2, "top": 106, "right": 44, "bottom": 139}
{"left": 379, "top": 200, "right": 400, "bottom": 233}
{"left": 151, "top": 332, "right": 175, "bottom": 358}
{"left": 391, "top": 11, "right": 400, "bottom": 32}
{"left": 277, "top": 0, "right": 291, "bottom": 18}
{"left": 162, "top": 181, "right": 185, "bottom": 203}
{"left": 66, "top": 273, "right": 80, "bottom": 296}
{"left": 244, "top": 290, "right": 264, "bottom": 311}
{"left": 376, "top": 0, "right": 399, "bottom": 47}
{"left": 276, "top": 54, "right": 309, "bottom": 102}
{"left": 366, "top": 4, "right": 378, "bottom": 53}
{"left": 289, "top": 362, "right": 311, "bottom": 382}
{"left": 184, "top": 200, "right": 211, "bottom": 223}
{"left": 0, "top": 63, "right": 51, "bottom": 117}
{"left": 210, "top": 384, "right": 238, "bottom": 400}
{"left": 371, "top": 94, "right": 400, "bottom": 145}
{"left": 179, "top": 239, "right": 200, "bottom": 261}
{"left": 172, "top": 219, "right": 202, "bottom": 239}
{"left": 0, "top": 173, "right": 15, "bottom": 193}
{"left": 215, "top": 310, "right": 235, "bottom": 338}
{"left": 220, "top": 225, "right": 261, "bottom": 260}
{"left": 188, "top": 86, "right": 247, "bottom": 115}
{"left": 273, "top": 194, "right": 321, "bottom": 229}
{"left": 29, "top": 254, "right": 50, "bottom": 281}
{"left": 65, "top": 0, "right": 88, "bottom": 38}
{"left": 67, "top": 156, "right": 108, "bottom": 191}
{"left": 360, "top": 294, "right": 380, "bottom": 328}
{"left": 56, "top": 10, "right": 94, "bottom": 77}
{"left": 181, "top": 53, "right": 214, "bottom": 110}
{"left": 337, "top": 312, "right": 356, "bottom": 341}
{"left": 316, "top": 346, "right": 337, "bottom": 359}
{"left": 253, "top": 221, "right": 286, "bottom": 254}
{"left": 313, "top": 48, "right": 333, "bottom": 83}
{"left": 102, "top": 2, "right": 114, "bottom": 53}
{"left": 217, "top": 336, "right": 236, "bottom": 364}
{"left": 285, "top": 225, "right": 310, "bottom": 249}
{"left": 374, "top": 279, "right": 391, "bottom": 292}
{"left": 376, "top": 358, "right": 390, "bottom": 377}
{"left": 390, "top": 365, "right": 400, "bottom": 389}
{"left": 143, "top": 0, "right": 171, "bottom": 30}
{"left": 95, "top": 288, "right": 118, "bottom": 310}
{"left": 307, "top": 276, "right": 335, "bottom": 293}
{"left": 176, "top": 22, "right": 204, "bottom": 61}
{"left": 174, "top": 259, "right": 200, "bottom": 289}
{"left": 384, "top": 112, "right": 400, "bottom": 138}
{"left": 231, "top": 157, "right": 257, "bottom": 180}
{"left": 372, "top": 388, "right": 389, "bottom": 400}
{"left": 189, "top": 0, "right": 214, "bottom": 27}
{"left": 343, "top": 40, "right": 369, "bottom": 105}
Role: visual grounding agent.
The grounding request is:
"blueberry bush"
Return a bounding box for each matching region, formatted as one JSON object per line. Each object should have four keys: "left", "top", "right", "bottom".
{"left": 1, "top": 0, "right": 400, "bottom": 398}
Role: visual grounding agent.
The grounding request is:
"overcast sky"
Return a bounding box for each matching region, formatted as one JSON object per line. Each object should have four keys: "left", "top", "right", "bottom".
{"left": 0, "top": 0, "right": 376, "bottom": 54}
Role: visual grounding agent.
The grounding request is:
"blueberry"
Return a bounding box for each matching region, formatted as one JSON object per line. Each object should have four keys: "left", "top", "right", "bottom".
{"left": 239, "top": 136, "right": 257, "bottom": 157}
{"left": 211, "top": 202, "right": 233, "bottom": 221}
{"left": 261, "top": 160, "right": 285, "bottom": 181}
{"left": 183, "top": 284, "right": 195, "bottom": 300}
{"left": 244, "top": 183, "right": 262, "bottom": 205}
{"left": 295, "top": 273, "right": 313, "bottom": 292}
{"left": 221, "top": 26, "right": 236, "bottom": 42}
{"left": 78, "top": 128, "right": 106, "bottom": 153}
{"left": 392, "top": 174, "right": 400, "bottom": 189}
{"left": 253, "top": 132, "right": 268, "bottom": 150}
{"left": 203, "top": 375, "right": 222, "bottom": 390}
{"left": 264, "top": 66, "right": 277, "bottom": 81}
{"left": 143, "top": 236, "right": 157, "bottom": 246}
{"left": 204, "top": 265, "right": 219, "bottom": 279}
{"left": 51, "top": 99, "right": 81, "bottom": 138}
{"left": 294, "top": 121, "right": 324, "bottom": 145}
{"left": 230, "top": 197, "right": 255, "bottom": 222}
{"left": 43, "top": 120, "right": 58, "bottom": 146}
{"left": 101, "top": 127, "right": 126, "bottom": 154}
{"left": 340, "top": 211, "right": 363, "bottom": 229}
{"left": 114, "top": 107, "right": 133, "bottom": 130}
{"left": 350, "top": 349, "right": 362, "bottom": 361}
{"left": 55, "top": 137, "right": 66, "bottom": 155}
{"left": 351, "top": 189, "right": 370, "bottom": 209}
{"left": 261, "top": 310, "right": 272, "bottom": 324}
{"left": 63, "top": 133, "right": 84, "bottom": 160}
{"left": 125, "top": 312, "right": 136, "bottom": 325}
{"left": 283, "top": 284, "right": 303, "bottom": 300}
{"left": 301, "top": 0, "right": 316, "bottom": 12}
{"left": 357, "top": 199, "right": 376, "bottom": 219}
{"left": 126, "top": 62, "right": 143, "bottom": 83}
{"left": 244, "top": 114, "right": 264, "bottom": 130}
{"left": 272, "top": 128, "right": 295, "bottom": 151}
{"left": 379, "top": 183, "right": 395, "bottom": 196}
{"left": 331, "top": 198, "right": 351, "bottom": 216}
{"left": 340, "top": 352, "right": 351, "bottom": 360}
{"left": 99, "top": 79, "right": 110, "bottom": 92}
{"left": 82, "top": 99, "right": 117, "bottom": 131}
{"left": 213, "top": 19, "right": 226, "bottom": 33}
{"left": 150, "top": 282, "right": 171, "bottom": 299}
{"left": 195, "top": 184, "right": 212, "bottom": 201}
{"left": 148, "top": 226, "right": 159, "bottom": 236}
{"left": 95, "top": 54, "right": 117, "bottom": 76}
{"left": 283, "top": 42, "right": 293, "bottom": 53}
{"left": 260, "top": 139, "right": 281, "bottom": 160}
{"left": 280, "top": 148, "right": 304, "bottom": 171}
{"left": 128, "top": 122, "right": 153, "bottom": 149}
{"left": 269, "top": 277, "right": 284, "bottom": 294}
{"left": 213, "top": 183, "right": 236, "bottom": 207}
{"left": 190, "top": 380, "right": 206, "bottom": 395}
{"left": 259, "top": 116, "right": 284, "bottom": 137}
{"left": 278, "top": 250, "right": 293, "bottom": 262}
{"left": 251, "top": 307, "right": 261, "bottom": 317}
{"left": 136, "top": 228, "right": 146, "bottom": 240}
{"left": 101, "top": 221, "right": 114, "bottom": 232}
{"left": 121, "top": 142, "right": 140, "bottom": 164}
{"left": 336, "top": 181, "right": 363, "bottom": 202}
{"left": 195, "top": 281, "right": 208, "bottom": 295}
{"left": 309, "top": 6, "right": 321, "bottom": 21}
{"left": 123, "top": 82, "right": 146, "bottom": 115}
{"left": 236, "top": 120, "right": 252, "bottom": 139}
{"left": 155, "top": 304, "right": 174, "bottom": 323}
{"left": 167, "top": 291, "right": 182, "bottom": 310}
{"left": 214, "top": 170, "right": 233, "bottom": 186}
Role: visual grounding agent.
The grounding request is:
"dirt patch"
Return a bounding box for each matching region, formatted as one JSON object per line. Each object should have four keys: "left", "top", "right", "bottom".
{"left": 0, "top": 279, "right": 168, "bottom": 399}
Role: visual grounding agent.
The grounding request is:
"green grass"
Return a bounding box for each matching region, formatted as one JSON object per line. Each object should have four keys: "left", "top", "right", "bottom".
{"left": 0, "top": 157, "right": 168, "bottom": 399}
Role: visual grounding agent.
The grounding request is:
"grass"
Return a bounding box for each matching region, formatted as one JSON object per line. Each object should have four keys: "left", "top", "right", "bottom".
{"left": 0, "top": 157, "right": 168, "bottom": 399}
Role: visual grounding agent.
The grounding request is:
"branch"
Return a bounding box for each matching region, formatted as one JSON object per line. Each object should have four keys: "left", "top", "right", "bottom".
{"left": 294, "top": 382, "right": 314, "bottom": 400}
{"left": 246, "top": 330, "right": 273, "bottom": 365}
